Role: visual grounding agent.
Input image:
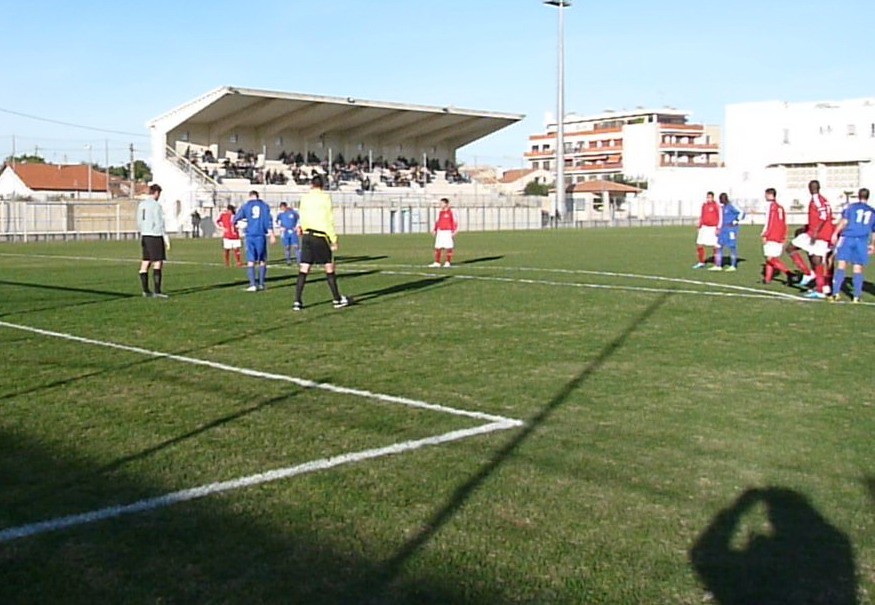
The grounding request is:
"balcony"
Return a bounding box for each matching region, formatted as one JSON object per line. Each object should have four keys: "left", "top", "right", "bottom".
{"left": 660, "top": 160, "right": 720, "bottom": 168}
{"left": 568, "top": 162, "right": 623, "bottom": 172}
{"left": 524, "top": 150, "right": 554, "bottom": 158}
{"left": 659, "top": 142, "right": 719, "bottom": 151}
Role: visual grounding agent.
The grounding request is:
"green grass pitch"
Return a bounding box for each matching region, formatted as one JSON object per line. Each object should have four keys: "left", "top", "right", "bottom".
{"left": 0, "top": 227, "right": 872, "bottom": 603}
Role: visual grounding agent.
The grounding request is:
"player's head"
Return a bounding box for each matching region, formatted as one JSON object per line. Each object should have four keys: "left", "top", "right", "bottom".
{"left": 279, "top": 202, "right": 288, "bottom": 209}
{"left": 859, "top": 188, "right": 870, "bottom": 201}
{"left": 149, "top": 183, "right": 162, "bottom": 199}
{"left": 706, "top": 191, "right": 714, "bottom": 202}
{"left": 808, "top": 180, "right": 820, "bottom": 194}
{"left": 440, "top": 197, "right": 450, "bottom": 207}
{"left": 227, "top": 204, "right": 236, "bottom": 213}
{"left": 311, "top": 174, "right": 324, "bottom": 189}
{"left": 248, "top": 190, "right": 259, "bottom": 199}
{"left": 719, "top": 192, "right": 729, "bottom": 205}
{"left": 765, "top": 187, "right": 776, "bottom": 201}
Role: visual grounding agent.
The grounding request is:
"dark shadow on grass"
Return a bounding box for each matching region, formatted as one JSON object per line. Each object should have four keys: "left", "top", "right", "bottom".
{"left": 353, "top": 276, "right": 451, "bottom": 304}
{"left": 457, "top": 255, "right": 504, "bottom": 265}
{"left": 0, "top": 427, "right": 516, "bottom": 604}
{"left": 363, "top": 292, "right": 673, "bottom": 597}
{"left": 690, "top": 487, "right": 857, "bottom": 604}
{"left": 335, "top": 254, "right": 390, "bottom": 264}
{"left": 10, "top": 389, "right": 304, "bottom": 509}
{"left": 0, "top": 279, "right": 135, "bottom": 300}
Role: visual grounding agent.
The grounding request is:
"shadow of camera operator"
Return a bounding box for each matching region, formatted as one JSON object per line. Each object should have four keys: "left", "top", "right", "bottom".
{"left": 690, "top": 487, "right": 857, "bottom": 604}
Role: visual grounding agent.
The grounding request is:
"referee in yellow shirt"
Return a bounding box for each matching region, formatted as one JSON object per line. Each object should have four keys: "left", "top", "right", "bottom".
{"left": 293, "top": 175, "right": 350, "bottom": 310}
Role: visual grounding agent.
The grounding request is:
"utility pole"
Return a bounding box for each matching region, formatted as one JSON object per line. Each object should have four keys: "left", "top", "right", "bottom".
{"left": 129, "top": 143, "right": 135, "bottom": 200}
{"left": 11, "top": 135, "right": 15, "bottom": 166}
{"left": 105, "top": 139, "right": 110, "bottom": 199}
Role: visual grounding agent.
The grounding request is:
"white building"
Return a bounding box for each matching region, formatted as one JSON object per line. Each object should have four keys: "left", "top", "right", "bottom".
{"left": 725, "top": 98, "right": 875, "bottom": 210}
{"left": 525, "top": 108, "right": 727, "bottom": 217}
{"left": 0, "top": 163, "right": 111, "bottom": 201}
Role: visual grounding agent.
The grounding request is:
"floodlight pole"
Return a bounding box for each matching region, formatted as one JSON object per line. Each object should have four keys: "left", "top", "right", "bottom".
{"left": 545, "top": 0, "right": 570, "bottom": 227}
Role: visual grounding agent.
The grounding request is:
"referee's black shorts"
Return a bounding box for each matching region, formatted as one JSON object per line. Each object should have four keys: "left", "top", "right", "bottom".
{"left": 141, "top": 235, "right": 166, "bottom": 262}
{"left": 300, "top": 231, "right": 333, "bottom": 265}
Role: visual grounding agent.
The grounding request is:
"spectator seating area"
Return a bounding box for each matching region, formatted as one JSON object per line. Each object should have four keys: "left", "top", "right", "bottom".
{"left": 175, "top": 142, "right": 472, "bottom": 194}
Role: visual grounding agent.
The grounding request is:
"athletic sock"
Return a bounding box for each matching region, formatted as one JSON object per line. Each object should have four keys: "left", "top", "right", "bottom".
{"left": 853, "top": 273, "right": 864, "bottom": 298}
{"left": 730, "top": 250, "right": 738, "bottom": 267}
{"left": 446, "top": 249, "right": 454, "bottom": 264}
{"left": 295, "top": 272, "right": 308, "bottom": 303}
{"left": 247, "top": 266, "right": 256, "bottom": 287}
{"left": 153, "top": 269, "right": 162, "bottom": 294}
{"left": 697, "top": 246, "right": 706, "bottom": 264}
{"left": 223, "top": 250, "right": 230, "bottom": 266}
{"left": 714, "top": 249, "right": 722, "bottom": 267}
{"left": 832, "top": 268, "right": 846, "bottom": 296}
{"left": 814, "top": 264, "right": 826, "bottom": 292}
{"left": 326, "top": 272, "right": 341, "bottom": 300}
{"left": 235, "top": 249, "right": 241, "bottom": 264}
{"left": 771, "top": 258, "right": 791, "bottom": 274}
{"left": 259, "top": 265, "right": 267, "bottom": 287}
{"left": 764, "top": 262, "right": 774, "bottom": 283}
{"left": 434, "top": 249, "right": 442, "bottom": 264}
{"left": 139, "top": 271, "right": 150, "bottom": 293}
{"left": 284, "top": 246, "right": 292, "bottom": 263}
{"left": 789, "top": 251, "right": 810, "bottom": 275}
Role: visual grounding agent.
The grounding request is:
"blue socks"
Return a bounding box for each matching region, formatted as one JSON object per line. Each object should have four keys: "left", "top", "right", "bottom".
{"left": 247, "top": 266, "right": 256, "bottom": 288}
{"left": 853, "top": 273, "right": 864, "bottom": 298}
{"left": 259, "top": 265, "right": 267, "bottom": 288}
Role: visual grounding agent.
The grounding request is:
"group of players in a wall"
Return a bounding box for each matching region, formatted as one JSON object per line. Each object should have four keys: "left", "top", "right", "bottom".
{"left": 693, "top": 180, "right": 875, "bottom": 302}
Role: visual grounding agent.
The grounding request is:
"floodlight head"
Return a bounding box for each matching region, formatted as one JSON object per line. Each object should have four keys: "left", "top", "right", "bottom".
{"left": 544, "top": 0, "right": 571, "bottom": 6}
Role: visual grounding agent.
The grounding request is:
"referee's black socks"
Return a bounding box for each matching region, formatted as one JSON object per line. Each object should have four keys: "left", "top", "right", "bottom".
{"left": 153, "top": 269, "right": 163, "bottom": 294}
{"left": 295, "top": 272, "right": 308, "bottom": 303}
{"left": 326, "top": 272, "right": 341, "bottom": 301}
{"left": 139, "top": 271, "right": 150, "bottom": 294}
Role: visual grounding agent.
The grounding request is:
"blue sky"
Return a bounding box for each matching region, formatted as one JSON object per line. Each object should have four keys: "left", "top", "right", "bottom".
{"left": 1, "top": 0, "right": 873, "bottom": 168}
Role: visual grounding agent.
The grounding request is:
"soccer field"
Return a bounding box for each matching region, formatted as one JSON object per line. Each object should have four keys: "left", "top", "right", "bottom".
{"left": 0, "top": 228, "right": 872, "bottom": 604}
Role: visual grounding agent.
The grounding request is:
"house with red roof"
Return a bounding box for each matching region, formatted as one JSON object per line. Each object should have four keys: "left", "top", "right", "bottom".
{"left": 0, "top": 163, "right": 111, "bottom": 200}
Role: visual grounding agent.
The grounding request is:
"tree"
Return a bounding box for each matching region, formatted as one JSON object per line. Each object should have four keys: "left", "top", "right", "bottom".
{"left": 5, "top": 154, "right": 45, "bottom": 164}
{"left": 524, "top": 181, "right": 550, "bottom": 196}
{"left": 107, "top": 160, "right": 152, "bottom": 182}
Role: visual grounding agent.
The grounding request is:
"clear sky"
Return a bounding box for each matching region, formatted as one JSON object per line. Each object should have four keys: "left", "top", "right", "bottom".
{"left": 1, "top": 0, "right": 873, "bottom": 168}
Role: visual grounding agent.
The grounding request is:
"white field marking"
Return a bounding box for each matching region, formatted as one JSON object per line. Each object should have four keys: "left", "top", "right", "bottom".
{"left": 4, "top": 252, "right": 870, "bottom": 305}
{"left": 377, "top": 270, "right": 824, "bottom": 303}
{"left": 0, "top": 420, "right": 515, "bottom": 544}
{"left": 0, "top": 320, "right": 521, "bottom": 426}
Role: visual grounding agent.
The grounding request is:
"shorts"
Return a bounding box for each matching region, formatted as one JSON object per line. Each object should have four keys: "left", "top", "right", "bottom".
{"left": 434, "top": 230, "right": 455, "bottom": 250}
{"left": 223, "top": 238, "right": 242, "bottom": 250}
{"left": 718, "top": 227, "right": 739, "bottom": 248}
{"left": 696, "top": 226, "right": 718, "bottom": 247}
{"left": 141, "top": 235, "right": 166, "bottom": 262}
{"left": 282, "top": 232, "right": 299, "bottom": 247}
{"left": 790, "top": 233, "right": 830, "bottom": 257}
{"left": 300, "top": 231, "right": 333, "bottom": 265}
{"left": 245, "top": 235, "right": 268, "bottom": 263}
{"left": 763, "top": 241, "right": 784, "bottom": 258}
{"left": 835, "top": 235, "right": 870, "bottom": 267}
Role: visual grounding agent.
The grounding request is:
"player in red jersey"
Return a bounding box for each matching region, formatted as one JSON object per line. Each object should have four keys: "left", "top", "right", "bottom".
{"left": 693, "top": 191, "right": 723, "bottom": 269}
{"left": 761, "top": 188, "right": 794, "bottom": 284}
{"left": 786, "top": 180, "right": 834, "bottom": 296}
{"left": 429, "top": 198, "right": 458, "bottom": 268}
{"left": 215, "top": 204, "right": 243, "bottom": 267}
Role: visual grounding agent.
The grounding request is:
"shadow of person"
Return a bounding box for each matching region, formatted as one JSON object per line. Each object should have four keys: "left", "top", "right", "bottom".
{"left": 691, "top": 487, "right": 857, "bottom": 604}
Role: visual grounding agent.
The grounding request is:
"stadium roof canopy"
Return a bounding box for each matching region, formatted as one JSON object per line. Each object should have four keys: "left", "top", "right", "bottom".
{"left": 148, "top": 86, "right": 524, "bottom": 149}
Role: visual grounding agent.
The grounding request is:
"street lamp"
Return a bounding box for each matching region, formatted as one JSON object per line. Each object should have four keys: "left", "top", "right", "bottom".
{"left": 545, "top": 0, "right": 570, "bottom": 226}
{"left": 84, "top": 144, "right": 92, "bottom": 198}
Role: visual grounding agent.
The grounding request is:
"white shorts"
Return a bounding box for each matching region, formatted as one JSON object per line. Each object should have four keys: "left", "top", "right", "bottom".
{"left": 434, "top": 230, "right": 455, "bottom": 250}
{"left": 763, "top": 242, "right": 784, "bottom": 258}
{"left": 696, "top": 226, "right": 718, "bottom": 247}
{"left": 790, "top": 234, "right": 829, "bottom": 257}
{"left": 223, "top": 238, "right": 242, "bottom": 250}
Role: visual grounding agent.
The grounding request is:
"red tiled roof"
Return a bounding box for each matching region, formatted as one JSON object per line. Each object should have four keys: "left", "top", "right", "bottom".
{"left": 569, "top": 179, "right": 642, "bottom": 194}
{"left": 499, "top": 169, "right": 535, "bottom": 184}
{"left": 5, "top": 163, "right": 109, "bottom": 192}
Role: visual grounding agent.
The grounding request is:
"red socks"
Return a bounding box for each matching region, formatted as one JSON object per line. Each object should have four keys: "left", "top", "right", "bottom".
{"left": 223, "top": 250, "right": 230, "bottom": 267}
{"left": 814, "top": 264, "right": 826, "bottom": 292}
{"left": 764, "top": 258, "right": 791, "bottom": 282}
{"left": 434, "top": 249, "right": 442, "bottom": 264}
{"left": 790, "top": 251, "right": 810, "bottom": 275}
{"left": 446, "top": 249, "right": 454, "bottom": 264}
{"left": 697, "top": 246, "right": 706, "bottom": 263}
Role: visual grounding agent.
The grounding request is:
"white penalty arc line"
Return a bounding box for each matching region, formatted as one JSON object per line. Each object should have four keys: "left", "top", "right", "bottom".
{"left": 0, "top": 420, "right": 515, "bottom": 544}
{"left": 378, "top": 270, "right": 808, "bottom": 303}
{"left": 0, "top": 320, "right": 521, "bottom": 427}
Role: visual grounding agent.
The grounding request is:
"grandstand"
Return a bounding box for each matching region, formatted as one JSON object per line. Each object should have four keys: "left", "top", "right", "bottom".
{"left": 148, "top": 87, "right": 532, "bottom": 233}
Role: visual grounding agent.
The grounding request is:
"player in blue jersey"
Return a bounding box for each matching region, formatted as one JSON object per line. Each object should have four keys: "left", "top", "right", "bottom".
{"left": 716, "top": 193, "right": 745, "bottom": 271}
{"left": 234, "top": 190, "right": 276, "bottom": 291}
{"left": 276, "top": 202, "right": 300, "bottom": 265}
{"left": 830, "top": 187, "right": 875, "bottom": 303}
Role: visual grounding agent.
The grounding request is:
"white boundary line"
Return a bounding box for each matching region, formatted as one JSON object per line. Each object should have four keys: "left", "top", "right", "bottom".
{"left": 0, "top": 319, "right": 522, "bottom": 543}
{"left": 3, "top": 252, "right": 871, "bottom": 305}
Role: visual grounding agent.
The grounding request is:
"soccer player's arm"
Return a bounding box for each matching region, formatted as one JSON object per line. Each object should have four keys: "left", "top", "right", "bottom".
{"left": 451, "top": 210, "right": 458, "bottom": 235}
{"left": 267, "top": 210, "right": 277, "bottom": 245}
{"left": 157, "top": 205, "right": 170, "bottom": 251}
{"left": 831, "top": 216, "right": 848, "bottom": 246}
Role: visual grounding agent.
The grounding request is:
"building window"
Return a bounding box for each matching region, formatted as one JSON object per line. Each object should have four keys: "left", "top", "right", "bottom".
{"left": 543, "top": 161, "right": 551, "bottom": 170}
{"left": 531, "top": 145, "right": 539, "bottom": 153}
{"left": 180, "top": 132, "right": 189, "bottom": 142}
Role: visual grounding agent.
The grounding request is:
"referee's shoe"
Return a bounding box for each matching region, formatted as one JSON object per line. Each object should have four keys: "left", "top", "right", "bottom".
{"left": 333, "top": 296, "right": 351, "bottom": 309}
